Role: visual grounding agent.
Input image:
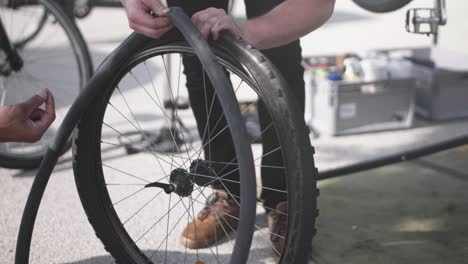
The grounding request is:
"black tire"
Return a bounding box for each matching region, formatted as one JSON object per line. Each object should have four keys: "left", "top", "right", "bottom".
{"left": 0, "top": 0, "right": 93, "bottom": 169}
{"left": 73, "top": 33, "right": 317, "bottom": 263}
{"left": 352, "top": 0, "right": 413, "bottom": 13}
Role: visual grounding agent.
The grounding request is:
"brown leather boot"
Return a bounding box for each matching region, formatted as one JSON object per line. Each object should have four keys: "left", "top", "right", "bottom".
{"left": 267, "top": 201, "right": 288, "bottom": 262}
{"left": 180, "top": 191, "right": 240, "bottom": 249}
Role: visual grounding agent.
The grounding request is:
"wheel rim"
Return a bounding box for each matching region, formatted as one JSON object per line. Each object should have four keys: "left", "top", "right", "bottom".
{"left": 79, "top": 43, "right": 295, "bottom": 263}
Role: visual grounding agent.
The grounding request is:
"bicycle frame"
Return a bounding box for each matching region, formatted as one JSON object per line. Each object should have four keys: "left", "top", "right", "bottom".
{"left": 0, "top": 18, "right": 23, "bottom": 73}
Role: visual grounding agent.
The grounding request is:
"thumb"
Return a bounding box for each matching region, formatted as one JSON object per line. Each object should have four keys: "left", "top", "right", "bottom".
{"left": 21, "top": 88, "right": 48, "bottom": 113}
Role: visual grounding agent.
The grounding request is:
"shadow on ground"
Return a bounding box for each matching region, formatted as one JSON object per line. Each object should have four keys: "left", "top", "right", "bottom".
{"left": 62, "top": 248, "right": 272, "bottom": 264}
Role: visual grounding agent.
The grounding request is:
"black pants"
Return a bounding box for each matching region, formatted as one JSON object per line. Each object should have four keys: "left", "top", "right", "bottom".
{"left": 168, "top": 0, "right": 305, "bottom": 210}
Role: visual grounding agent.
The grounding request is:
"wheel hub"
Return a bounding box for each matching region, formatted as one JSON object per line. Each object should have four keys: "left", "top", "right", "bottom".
{"left": 169, "top": 168, "right": 194, "bottom": 197}
{"left": 145, "top": 168, "right": 194, "bottom": 197}
{"left": 145, "top": 159, "right": 218, "bottom": 197}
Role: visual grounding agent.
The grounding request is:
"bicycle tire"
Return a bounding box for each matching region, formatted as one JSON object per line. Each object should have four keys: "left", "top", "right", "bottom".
{"left": 73, "top": 31, "right": 317, "bottom": 263}
{"left": 352, "top": 0, "right": 413, "bottom": 13}
{"left": 0, "top": 0, "right": 93, "bottom": 169}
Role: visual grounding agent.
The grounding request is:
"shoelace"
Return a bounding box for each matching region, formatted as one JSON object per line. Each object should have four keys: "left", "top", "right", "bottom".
{"left": 198, "top": 192, "right": 229, "bottom": 220}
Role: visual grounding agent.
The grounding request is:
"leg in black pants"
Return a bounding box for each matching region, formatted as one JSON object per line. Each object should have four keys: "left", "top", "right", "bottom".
{"left": 244, "top": 0, "right": 305, "bottom": 211}
{"left": 171, "top": 0, "right": 305, "bottom": 250}
{"left": 167, "top": 0, "right": 240, "bottom": 197}
{"left": 168, "top": 0, "right": 305, "bottom": 210}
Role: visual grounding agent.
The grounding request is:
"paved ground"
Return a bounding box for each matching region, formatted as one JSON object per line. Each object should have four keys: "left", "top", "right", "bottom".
{"left": 1, "top": 1, "right": 468, "bottom": 263}
{"left": 314, "top": 148, "right": 468, "bottom": 264}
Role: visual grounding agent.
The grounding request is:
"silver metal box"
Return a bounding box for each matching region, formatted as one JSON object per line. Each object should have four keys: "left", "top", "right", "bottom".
{"left": 310, "top": 79, "right": 415, "bottom": 136}
{"left": 413, "top": 65, "right": 468, "bottom": 120}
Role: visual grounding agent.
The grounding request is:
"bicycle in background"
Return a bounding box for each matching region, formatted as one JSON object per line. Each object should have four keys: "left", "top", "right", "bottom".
{"left": 0, "top": 0, "right": 92, "bottom": 169}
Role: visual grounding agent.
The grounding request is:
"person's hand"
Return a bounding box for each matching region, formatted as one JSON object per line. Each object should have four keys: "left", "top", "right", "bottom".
{"left": 192, "top": 8, "right": 244, "bottom": 40}
{"left": 121, "top": 0, "right": 173, "bottom": 39}
{"left": 0, "top": 88, "right": 56, "bottom": 143}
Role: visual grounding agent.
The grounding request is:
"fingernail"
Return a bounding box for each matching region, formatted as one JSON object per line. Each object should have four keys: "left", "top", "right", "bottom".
{"left": 161, "top": 7, "right": 170, "bottom": 14}
{"left": 37, "top": 88, "right": 48, "bottom": 100}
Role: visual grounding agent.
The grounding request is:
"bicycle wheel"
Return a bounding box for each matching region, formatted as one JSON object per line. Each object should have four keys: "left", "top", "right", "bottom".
{"left": 352, "top": 0, "right": 413, "bottom": 13}
{"left": 73, "top": 32, "right": 317, "bottom": 263}
{"left": 0, "top": 0, "right": 93, "bottom": 169}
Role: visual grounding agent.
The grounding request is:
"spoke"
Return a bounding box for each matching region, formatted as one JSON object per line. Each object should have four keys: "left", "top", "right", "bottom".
{"left": 162, "top": 55, "right": 200, "bottom": 171}
{"left": 189, "top": 172, "right": 240, "bottom": 186}
{"left": 134, "top": 198, "right": 183, "bottom": 243}
{"left": 122, "top": 190, "right": 163, "bottom": 225}
{"left": 215, "top": 144, "right": 281, "bottom": 181}
{"left": 164, "top": 194, "right": 172, "bottom": 264}
{"left": 149, "top": 207, "right": 189, "bottom": 262}
{"left": 190, "top": 193, "right": 240, "bottom": 223}
{"left": 178, "top": 197, "right": 224, "bottom": 264}
{"left": 160, "top": 57, "right": 184, "bottom": 157}
{"left": 187, "top": 100, "right": 260, "bottom": 166}
{"left": 212, "top": 188, "right": 220, "bottom": 259}
{"left": 214, "top": 122, "right": 273, "bottom": 176}
{"left": 128, "top": 71, "right": 184, "bottom": 162}
{"left": 173, "top": 54, "right": 198, "bottom": 164}
{"left": 106, "top": 183, "right": 147, "bottom": 186}
{"left": 193, "top": 172, "right": 284, "bottom": 253}
{"left": 112, "top": 187, "right": 146, "bottom": 206}
{"left": 189, "top": 194, "right": 200, "bottom": 262}
{"left": 229, "top": 193, "right": 287, "bottom": 217}
{"left": 107, "top": 134, "right": 283, "bottom": 173}
{"left": 187, "top": 154, "right": 288, "bottom": 197}
{"left": 142, "top": 60, "right": 198, "bottom": 169}
{"left": 144, "top": 61, "right": 164, "bottom": 109}
{"left": 212, "top": 180, "right": 284, "bottom": 256}
{"left": 196, "top": 67, "right": 217, "bottom": 163}
{"left": 184, "top": 198, "right": 189, "bottom": 264}
{"left": 110, "top": 91, "right": 170, "bottom": 176}
{"left": 192, "top": 78, "right": 246, "bottom": 163}
{"left": 102, "top": 163, "right": 151, "bottom": 183}
{"left": 215, "top": 176, "right": 285, "bottom": 255}
{"left": 100, "top": 140, "right": 182, "bottom": 169}
{"left": 209, "top": 160, "right": 284, "bottom": 170}
{"left": 102, "top": 122, "right": 183, "bottom": 169}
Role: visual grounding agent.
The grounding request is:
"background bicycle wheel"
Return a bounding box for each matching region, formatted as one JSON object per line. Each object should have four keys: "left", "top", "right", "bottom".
{"left": 0, "top": 0, "right": 92, "bottom": 169}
